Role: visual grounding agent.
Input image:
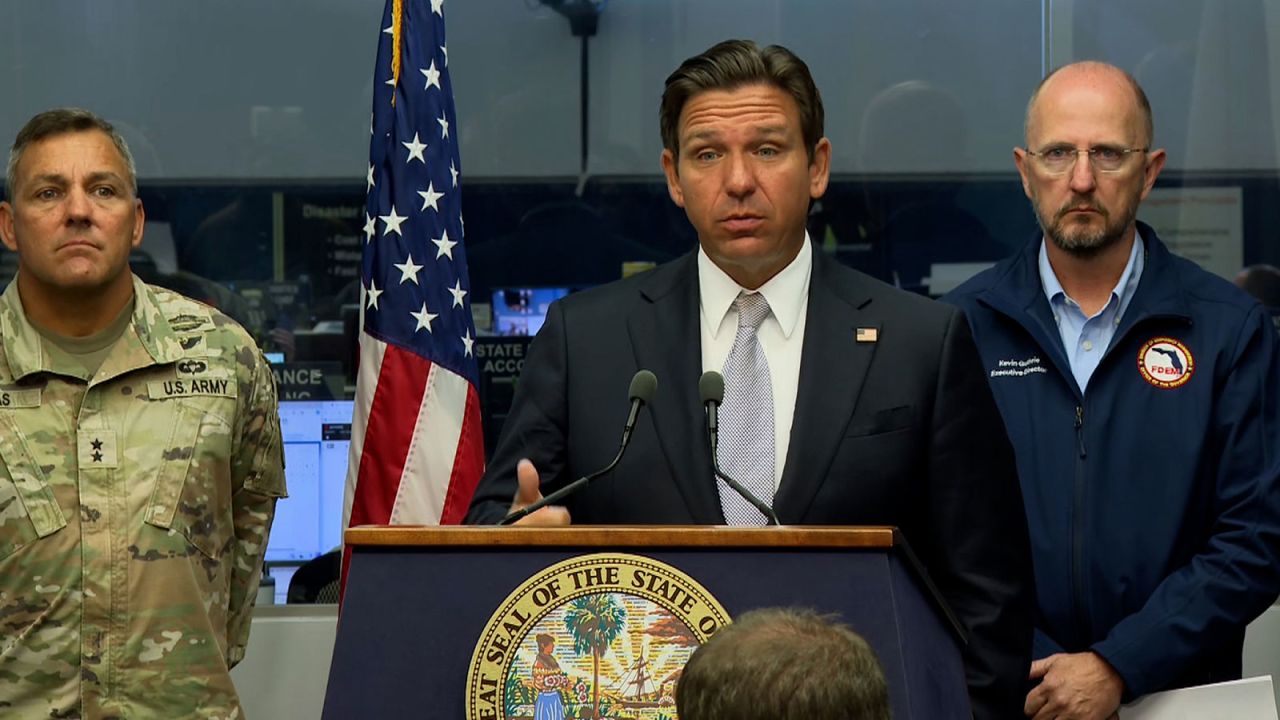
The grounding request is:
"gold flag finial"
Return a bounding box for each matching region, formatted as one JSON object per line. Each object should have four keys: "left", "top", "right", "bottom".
{"left": 390, "top": 0, "right": 403, "bottom": 103}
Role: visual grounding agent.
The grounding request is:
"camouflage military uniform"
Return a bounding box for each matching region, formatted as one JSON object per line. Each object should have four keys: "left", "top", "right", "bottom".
{"left": 0, "top": 275, "right": 286, "bottom": 719}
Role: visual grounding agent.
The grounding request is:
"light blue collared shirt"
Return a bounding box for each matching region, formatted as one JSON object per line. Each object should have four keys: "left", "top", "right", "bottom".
{"left": 1039, "top": 232, "right": 1145, "bottom": 393}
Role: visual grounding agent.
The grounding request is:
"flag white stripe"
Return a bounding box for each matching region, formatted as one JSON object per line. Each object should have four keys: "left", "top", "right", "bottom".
{"left": 343, "top": 331, "right": 388, "bottom": 535}
{"left": 389, "top": 363, "right": 470, "bottom": 525}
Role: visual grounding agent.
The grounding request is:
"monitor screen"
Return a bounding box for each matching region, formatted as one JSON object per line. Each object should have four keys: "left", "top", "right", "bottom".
{"left": 266, "top": 400, "right": 353, "bottom": 563}
{"left": 491, "top": 287, "right": 570, "bottom": 336}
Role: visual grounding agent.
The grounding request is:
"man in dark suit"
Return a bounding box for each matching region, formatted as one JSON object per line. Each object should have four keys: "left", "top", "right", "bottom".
{"left": 466, "top": 39, "right": 1033, "bottom": 719}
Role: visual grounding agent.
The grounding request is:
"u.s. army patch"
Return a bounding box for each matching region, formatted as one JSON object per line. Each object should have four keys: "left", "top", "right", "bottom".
{"left": 0, "top": 386, "right": 41, "bottom": 408}
{"left": 78, "top": 430, "right": 118, "bottom": 469}
{"left": 148, "top": 377, "right": 237, "bottom": 400}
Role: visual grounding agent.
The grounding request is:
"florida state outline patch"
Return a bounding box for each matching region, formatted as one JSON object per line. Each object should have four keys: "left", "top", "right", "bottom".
{"left": 1138, "top": 337, "right": 1194, "bottom": 389}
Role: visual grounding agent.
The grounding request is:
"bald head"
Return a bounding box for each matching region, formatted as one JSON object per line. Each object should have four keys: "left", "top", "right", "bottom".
{"left": 1014, "top": 60, "right": 1166, "bottom": 259}
{"left": 1025, "top": 61, "right": 1154, "bottom": 148}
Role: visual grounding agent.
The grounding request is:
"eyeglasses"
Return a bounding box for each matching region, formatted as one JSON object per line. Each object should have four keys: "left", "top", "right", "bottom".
{"left": 1024, "top": 145, "right": 1149, "bottom": 175}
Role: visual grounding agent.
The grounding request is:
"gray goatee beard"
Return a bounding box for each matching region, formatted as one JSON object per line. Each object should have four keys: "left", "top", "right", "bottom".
{"left": 1037, "top": 200, "right": 1128, "bottom": 259}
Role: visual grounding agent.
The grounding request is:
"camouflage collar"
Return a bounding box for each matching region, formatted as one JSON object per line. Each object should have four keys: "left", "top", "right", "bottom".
{"left": 0, "top": 275, "right": 187, "bottom": 382}
{"left": 128, "top": 275, "right": 188, "bottom": 365}
{"left": 0, "top": 280, "right": 42, "bottom": 380}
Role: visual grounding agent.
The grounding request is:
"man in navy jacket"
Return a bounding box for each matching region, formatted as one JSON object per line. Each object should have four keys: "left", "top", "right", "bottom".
{"left": 946, "top": 61, "right": 1280, "bottom": 719}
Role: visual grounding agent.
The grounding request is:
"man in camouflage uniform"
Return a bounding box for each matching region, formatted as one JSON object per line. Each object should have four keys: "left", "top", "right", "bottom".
{"left": 0, "top": 108, "right": 286, "bottom": 718}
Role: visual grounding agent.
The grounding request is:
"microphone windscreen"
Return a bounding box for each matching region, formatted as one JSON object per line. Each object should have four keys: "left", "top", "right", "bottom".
{"left": 698, "top": 370, "right": 724, "bottom": 405}
{"left": 629, "top": 369, "right": 658, "bottom": 404}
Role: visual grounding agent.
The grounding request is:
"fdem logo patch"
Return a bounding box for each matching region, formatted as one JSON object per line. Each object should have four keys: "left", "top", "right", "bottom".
{"left": 466, "top": 553, "right": 730, "bottom": 720}
{"left": 1138, "top": 337, "right": 1194, "bottom": 389}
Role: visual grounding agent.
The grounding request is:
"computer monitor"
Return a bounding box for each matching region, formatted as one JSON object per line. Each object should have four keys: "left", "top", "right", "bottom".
{"left": 491, "top": 287, "right": 570, "bottom": 336}
{"left": 265, "top": 400, "right": 354, "bottom": 563}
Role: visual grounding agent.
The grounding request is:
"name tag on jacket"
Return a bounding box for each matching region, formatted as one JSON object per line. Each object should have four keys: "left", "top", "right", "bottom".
{"left": 148, "top": 378, "right": 237, "bottom": 399}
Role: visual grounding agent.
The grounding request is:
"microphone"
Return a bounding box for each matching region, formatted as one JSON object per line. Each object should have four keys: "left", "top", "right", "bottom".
{"left": 500, "top": 369, "right": 658, "bottom": 525}
{"left": 699, "top": 370, "right": 781, "bottom": 526}
{"left": 698, "top": 371, "right": 723, "bottom": 450}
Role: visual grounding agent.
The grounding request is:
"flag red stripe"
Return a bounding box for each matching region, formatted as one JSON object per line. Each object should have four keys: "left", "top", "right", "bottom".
{"left": 348, "top": 344, "right": 432, "bottom": 527}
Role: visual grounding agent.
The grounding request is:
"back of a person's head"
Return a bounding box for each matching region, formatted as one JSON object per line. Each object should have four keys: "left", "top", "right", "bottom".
{"left": 1236, "top": 264, "right": 1280, "bottom": 309}
{"left": 676, "top": 607, "right": 891, "bottom": 720}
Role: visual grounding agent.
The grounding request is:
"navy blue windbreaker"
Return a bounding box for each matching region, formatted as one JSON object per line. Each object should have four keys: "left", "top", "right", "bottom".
{"left": 944, "top": 222, "right": 1280, "bottom": 699}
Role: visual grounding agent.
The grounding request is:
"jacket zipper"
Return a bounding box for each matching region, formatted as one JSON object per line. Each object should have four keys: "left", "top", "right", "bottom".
{"left": 976, "top": 276, "right": 1191, "bottom": 651}
{"left": 1072, "top": 403, "right": 1087, "bottom": 644}
{"left": 1074, "top": 405, "right": 1087, "bottom": 457}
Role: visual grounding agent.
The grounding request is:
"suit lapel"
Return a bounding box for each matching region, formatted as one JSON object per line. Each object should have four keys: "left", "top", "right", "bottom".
{"left": 627, "top": 254, "right": 724, "bottom": 523}
{"left": 774, "top": 250, "right": 876, "bottom": 521}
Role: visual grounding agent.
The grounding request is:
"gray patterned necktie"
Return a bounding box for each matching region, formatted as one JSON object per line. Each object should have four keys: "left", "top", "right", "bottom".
{"left": 717, "top": 292, "right": 775, "bottom": 525}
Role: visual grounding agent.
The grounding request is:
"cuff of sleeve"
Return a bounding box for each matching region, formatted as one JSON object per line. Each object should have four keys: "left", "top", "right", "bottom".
{"left": 227, "top": 644, "right": 246, "bottom": 669}
{"left": 1089, "top": 641, "right": 1139, "bottom": 703}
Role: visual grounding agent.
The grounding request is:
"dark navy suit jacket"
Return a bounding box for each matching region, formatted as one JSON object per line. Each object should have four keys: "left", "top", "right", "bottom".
{"left": 468, "top": 244, "right": 1034, "bottom": 719}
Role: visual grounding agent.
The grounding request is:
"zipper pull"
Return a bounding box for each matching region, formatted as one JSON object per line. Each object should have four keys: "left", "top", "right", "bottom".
{"left": 1075, "top": 405, "right": 1087, "bottom": 458}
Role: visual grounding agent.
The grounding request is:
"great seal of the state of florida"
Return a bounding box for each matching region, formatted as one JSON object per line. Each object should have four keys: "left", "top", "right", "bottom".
{"left": 466, "top": 553, "right": 731, "bottom": 720}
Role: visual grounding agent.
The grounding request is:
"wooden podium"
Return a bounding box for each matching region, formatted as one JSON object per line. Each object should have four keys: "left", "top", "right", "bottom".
{"left": 322, "top": 526, "right": 969, "bottom": 719}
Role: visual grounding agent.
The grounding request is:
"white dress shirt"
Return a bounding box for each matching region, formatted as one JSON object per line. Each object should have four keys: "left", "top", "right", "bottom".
{"left": 698, "top": 236, "right": 812, "bottom": 491}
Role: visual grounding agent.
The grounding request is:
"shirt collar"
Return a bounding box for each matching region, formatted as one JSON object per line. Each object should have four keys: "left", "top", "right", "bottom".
{"left": 1038, "top": 231, "right": 1144, "bottom": 315}
{"left": 698, "top": 234, "right": 813, "bottom": 340}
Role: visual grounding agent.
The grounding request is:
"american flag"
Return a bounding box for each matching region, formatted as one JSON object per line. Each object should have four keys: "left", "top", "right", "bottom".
{"left": 343, "top": 0, "right": 483, "bottom": 577}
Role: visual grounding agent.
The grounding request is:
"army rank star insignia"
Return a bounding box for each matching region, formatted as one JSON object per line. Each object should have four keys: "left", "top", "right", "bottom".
{"left": 78, "top": 431, "right": 119, "bottom": 468}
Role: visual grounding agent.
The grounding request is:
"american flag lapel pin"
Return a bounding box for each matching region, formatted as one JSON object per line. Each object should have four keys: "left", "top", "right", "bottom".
{"left": 856, "top": 327, "right": 878, "bottom": 343}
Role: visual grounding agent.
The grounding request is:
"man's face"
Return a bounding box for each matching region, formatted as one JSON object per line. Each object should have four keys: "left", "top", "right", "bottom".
{"left": 662, "top": 83, "right": 830, "bottom": 289}
{"left": 0, "top": 129, "right": 143, "bottom": 297}
{"left": 1014, "top": 69, "right": 1165, "bottom": 256}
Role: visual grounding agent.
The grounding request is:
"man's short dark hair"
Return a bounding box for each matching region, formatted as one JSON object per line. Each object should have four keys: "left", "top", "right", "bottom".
{"left": 676, "top": 607, "right": 891, "bottom": 720}
{"left": 5, "top": 107, "right": 137, "bottom": 201}
{"left": 660, "top": 39, "right": 825, "bottom": 162}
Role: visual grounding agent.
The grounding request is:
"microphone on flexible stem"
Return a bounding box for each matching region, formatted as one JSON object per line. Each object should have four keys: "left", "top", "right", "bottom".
{"left": 500, "top": 369, "right": 658, "bottom": 525}
{"left": 699, "top": 370, "right": 781, "bottom": 526}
